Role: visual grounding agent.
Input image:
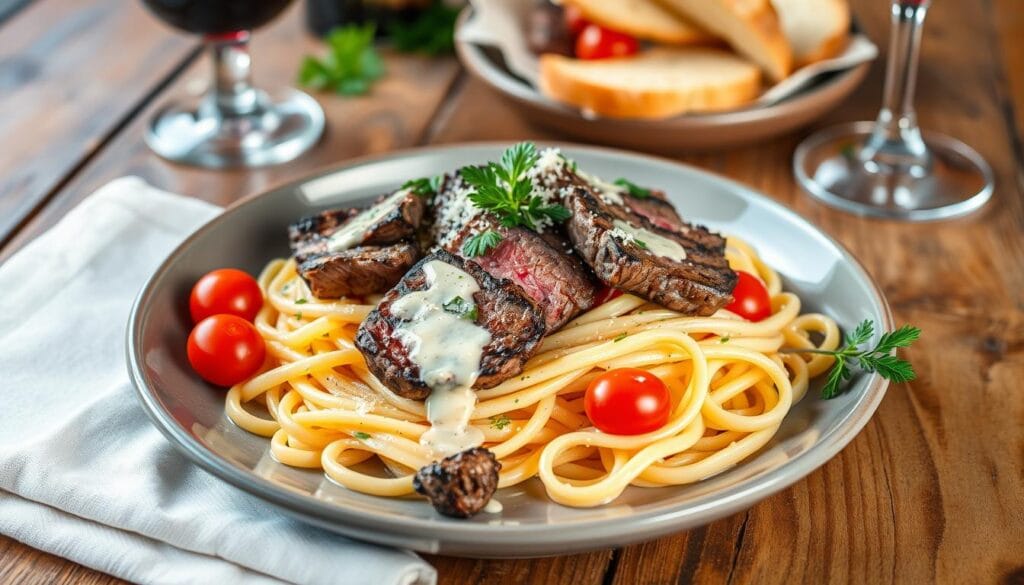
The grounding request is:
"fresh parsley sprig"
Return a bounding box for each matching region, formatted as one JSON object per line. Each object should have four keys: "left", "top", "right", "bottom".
{"left": 459, "top": 143, "right": 570, "bottom": 257}
{"left": 402, "top": 175, "right": 443, "bottom": 198}
{"left": 463, "top": 229, "right": 502, "bottom": 258}
{"left": 299, "top": 24, "right": 384, "bottom": 96}
{"left": 613, "top": 178, "right": 652, "bottom": 199}
{"left": 388, "top": 1, "right": 460, "bottom": 55}
{"left": 782, "top": 320, "right": 921, "bottom": 399}
{"left": 442, "top": 296, "right": 478, "bottom": 321}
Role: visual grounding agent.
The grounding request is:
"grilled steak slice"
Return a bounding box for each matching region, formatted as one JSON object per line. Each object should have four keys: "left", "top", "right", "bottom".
{"left": 289, "top": 189, "right": 427, "bottom": 298}
{"left": 622, "top": 191, "right": 683, "bottom": 231}
{"left": 355, "top": 251, "right": 546, "bottom": 400}
{"left": 564, "top": 186, "right": 737, "bottom": 315}
{"left": 289, "top": 189, "right": 426, "bottom": 256}
{"left": 414, "top": 447, "right": 501, "bottom": 518}
{"left": 446, "top": 216, "right": 598, "bottom": 331}
{"left": 296, "top": 242, "right": 420, "bottom": 299}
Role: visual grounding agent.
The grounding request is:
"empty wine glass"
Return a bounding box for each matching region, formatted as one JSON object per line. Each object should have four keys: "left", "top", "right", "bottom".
{"left": 141, "top": 0, "right": 324, "bottom": 168}
{"left": 794, "top": 0, "right": 994, "bottom": 221}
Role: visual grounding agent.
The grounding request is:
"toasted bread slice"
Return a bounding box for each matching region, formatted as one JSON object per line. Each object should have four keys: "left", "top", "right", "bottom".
{"left": 539, "top": 48, "right": 761, "bottom": 119}
{"left": 771, "top": 0, "right": 850, "bottom": 66}
{"left": 562, "top": 0, "right": 716, "bottom": 45}
{"left": 654, "top": 0, "right": 792, "bottom": 81}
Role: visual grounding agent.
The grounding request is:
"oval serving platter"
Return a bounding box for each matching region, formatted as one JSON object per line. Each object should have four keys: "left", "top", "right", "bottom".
{"left": 128, "top": 143, "right": 891, "bottom": 557}
{"left": 455, "top": 9, "right": 872, "bottom": 153}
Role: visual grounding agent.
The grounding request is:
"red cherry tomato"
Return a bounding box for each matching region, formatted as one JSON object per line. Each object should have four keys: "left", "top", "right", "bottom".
{"left": 725, "top": 271, "right": 772, "bottom": 321}
{"left": 575, "top": 24, "right": 639, "bottom": 60}
{"left": 592, "top": 286, "right": 624, "bottom": 307}
{"left": 187, "top": 314, "right": 266, "bottom": 387}
{"left": 564, "top": 4, "right": 590, "bottom": 37}
{"left": 585, "top": 368, "right": 671, "bottom": 435}
{"left": 189, "top": 268, "right": 263, "bottom": 323}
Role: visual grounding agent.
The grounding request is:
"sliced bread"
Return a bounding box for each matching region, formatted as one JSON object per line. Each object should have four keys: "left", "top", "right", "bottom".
{"left": 538, "top": 47, "right": 761, "bottom": 119}
{"left": 771, "top": 0, "right": 850, "bottom": 66}
{"left": 653, "top": 0, "right": 793, "bottom": 81}
{"left": 562, "top": 0, "right": 716, "bottom": 45}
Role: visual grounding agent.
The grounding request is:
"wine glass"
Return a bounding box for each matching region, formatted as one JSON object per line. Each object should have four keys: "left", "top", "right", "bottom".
{"left": 793, "top": 0, "right": 994, "bottom": 221}
{"left": 141, "top": 0, "right": 324, "bottom": 168}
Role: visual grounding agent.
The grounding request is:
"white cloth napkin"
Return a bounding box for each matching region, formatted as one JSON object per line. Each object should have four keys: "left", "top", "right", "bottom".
{"left": 0, "top": 177, "right": 437, "bottom": 585}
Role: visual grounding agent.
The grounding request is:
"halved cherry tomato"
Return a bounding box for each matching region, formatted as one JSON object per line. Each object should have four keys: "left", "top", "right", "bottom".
{"left": 189, "top": 268, "right": 263, "bottom": 323}
{"left": 585, "top": 368, "right": 671, "bottom": 435}
{"left": 564, "top": 4, "right": 589, "bottom": 37}
{"left": 575, "top": 24, "right": 639, "bottom": 60}
{"left": 725, "top": 270, "right": 771, "bottom": 322}
{"left": 187, "top": 314, "right": 266, "bottom": 387}
{"left": 592, "top": 286, "right": 624, "bottom": 307}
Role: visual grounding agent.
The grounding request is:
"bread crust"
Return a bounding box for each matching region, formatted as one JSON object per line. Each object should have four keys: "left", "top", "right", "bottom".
{"left": 562, "top": 0, "right": 716, "bottom": 45}
{"left": 538, "top": 49, "right": 761, "bottom": 119}
{"left": 653, "top": 0, "right": 793, "bottom": 81}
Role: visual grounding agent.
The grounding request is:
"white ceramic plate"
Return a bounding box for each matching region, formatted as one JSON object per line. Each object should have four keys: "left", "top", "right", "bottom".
{"left": 128, "top": 143, "right": 891, "bottom": 557}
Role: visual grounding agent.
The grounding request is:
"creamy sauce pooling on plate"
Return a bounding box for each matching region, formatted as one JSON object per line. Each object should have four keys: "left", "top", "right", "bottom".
{"left": 327, "top": 189, "right": 409, "bottom": 252}
{"left": 610, "top": 219, "right": 688, "bottom": 261}
{"left": 389, "top": 260, "right": 491, "bottom": 458}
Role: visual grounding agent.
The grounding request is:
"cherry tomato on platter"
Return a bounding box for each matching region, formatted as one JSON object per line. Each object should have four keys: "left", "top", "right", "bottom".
{"left": 585, "top": 368, "right": 671, "bottom": 435}
{"left": 187, "top": 314, "right": 266, "bottom": 387}
{"left": 724, "top": 270, "right": 772, "bottom": 322}
{"left": 189, "top": 268, "right": 264, "bottom": 323}
{"left": 563, "top": 4, "right": 590, "bottom": 37}
{"left": 575, "top": 23, "right": 639, "bottom": 60}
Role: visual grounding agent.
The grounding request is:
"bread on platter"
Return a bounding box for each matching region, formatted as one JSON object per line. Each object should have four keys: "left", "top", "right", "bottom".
{"left": 539, "top": 47, "right": 762, "bottom": 119}
{"left": 562, "top": 0, "right": 716, "bottom": 45}
{"left": 770, "top": 0, "right": 851, "bottom": 66}
{"left": 653, "top": 0, "right": 793, "bottom": 81}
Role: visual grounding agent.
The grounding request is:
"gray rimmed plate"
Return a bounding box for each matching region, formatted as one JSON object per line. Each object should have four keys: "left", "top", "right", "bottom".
{"left": 455, "top": 10, "right": 872, "bottom": 152}
{"left": 127, "top": 143, "right": 891, "bottom": 558}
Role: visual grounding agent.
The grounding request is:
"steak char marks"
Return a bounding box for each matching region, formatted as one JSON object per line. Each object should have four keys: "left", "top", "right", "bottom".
{"left": 289, "top": 189, "right": 426, "bottom": 298}
{"left": 433, "top": 170, "right": 598, "bottom": 331}
{"left": 445, "top": 216, "right": 597, "bottom": 331}
{"left": 355, "top": 251, "right": 546, "bottom": 400}
{"left": 563, "top": 184, "right": 737, "bottom": 315}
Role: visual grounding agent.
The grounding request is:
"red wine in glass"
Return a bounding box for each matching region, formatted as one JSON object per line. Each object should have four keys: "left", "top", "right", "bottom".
{"left": 793, "top": 0, "right": 993, "bottom": 220}
{"left": 140, "top": 0, "right": 324, "bottom": 168}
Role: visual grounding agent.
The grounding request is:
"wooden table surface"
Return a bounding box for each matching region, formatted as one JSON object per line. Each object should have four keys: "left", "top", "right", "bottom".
{"left": 2, "top": 0, "right": 1022, "bottom": 583}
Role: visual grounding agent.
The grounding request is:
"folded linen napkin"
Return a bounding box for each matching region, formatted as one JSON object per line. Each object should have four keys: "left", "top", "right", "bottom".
{"left": 0, "top": 177, "right": 437, "bottom": 585}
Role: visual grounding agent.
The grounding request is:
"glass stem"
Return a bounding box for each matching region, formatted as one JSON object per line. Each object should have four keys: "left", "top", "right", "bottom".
{"left": 862, "top": 0, "right": 931, "bottom": 169}
{"left": 207, "top": 32, "right": 259, "bottom": 117}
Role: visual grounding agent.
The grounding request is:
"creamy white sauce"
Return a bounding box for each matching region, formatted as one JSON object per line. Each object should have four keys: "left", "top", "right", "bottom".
{"left": 327, "top": 189, "right": 409, "bottom": 252}
{"left": 575, "top": 169, "right": 627, "bottom": 206}
{"left": 611, "top": 219, "right": 688, "bottom": 261}
{"left": 483, "top": 498, "right": 503, "bottom": 514}
{"left": 390, "top": 260, "right": 491, "bottom": 458}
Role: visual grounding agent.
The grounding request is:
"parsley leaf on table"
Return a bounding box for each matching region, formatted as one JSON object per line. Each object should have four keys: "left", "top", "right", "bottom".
{"left": 298, "top": 24, "right": 384, "bottom": 96}
{"left": 388, "top": 1, "right": 460, "bottom": 55}
{"left": 782, "top": 320, "right": 921, "bottom": 399}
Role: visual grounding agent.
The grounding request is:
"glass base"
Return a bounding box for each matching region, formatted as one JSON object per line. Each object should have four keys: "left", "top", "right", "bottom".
{"left": 145, "top": 88, "right": 325, "bottom": 169}
{"left": 794, "top": 121, "right": 994, "bottom": 221}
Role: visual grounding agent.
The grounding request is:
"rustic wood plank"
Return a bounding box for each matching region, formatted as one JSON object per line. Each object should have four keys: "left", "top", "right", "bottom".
{"left": 426, "top": 550, "right": 613, "bottom": 585}
{"left": 0, "top": 3, "right": 462, "bottom": 263}
{"left": 0, "top": 0, "right": 198, "bottom": 249}
{"left": 429, "top": 1, "right": 1024, "bottom": 583}
{"left": 0, "top": 535, "right": 124, "bottom": 585}
{"left": 2, "top": 0, "right": 1023, "bottom": 583}
{"left": 993, "top": 0, "right": 1024, "bottom": 189}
